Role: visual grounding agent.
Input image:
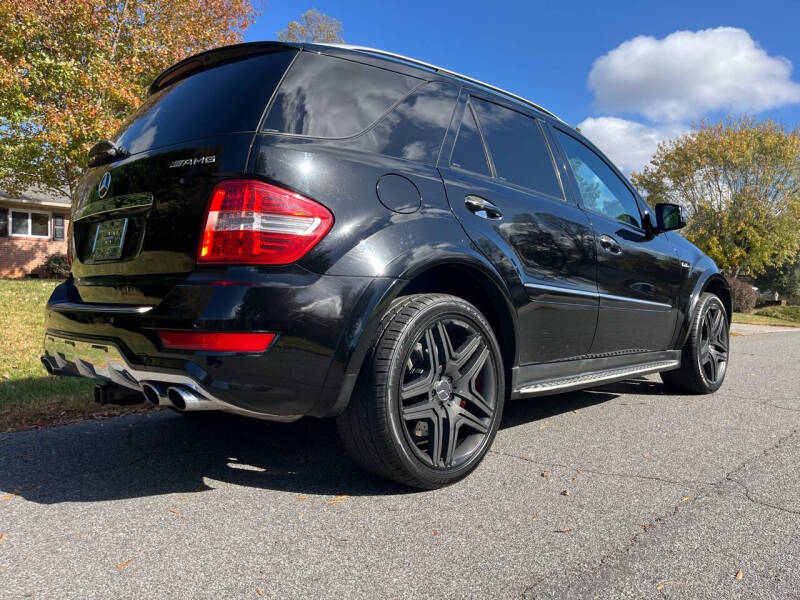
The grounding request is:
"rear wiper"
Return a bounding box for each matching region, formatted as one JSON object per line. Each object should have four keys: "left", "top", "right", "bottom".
{"left": 87, "top": 139, "right": 129, "bottom": 168}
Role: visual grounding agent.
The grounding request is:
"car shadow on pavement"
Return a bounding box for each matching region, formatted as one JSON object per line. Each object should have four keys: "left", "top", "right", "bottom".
{"left": 0, "top": 381, "right": 664, "bottom": 504}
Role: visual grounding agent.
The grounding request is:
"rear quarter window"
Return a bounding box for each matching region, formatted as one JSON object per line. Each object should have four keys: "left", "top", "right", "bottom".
{"left": 114, "top": 50, "right": 296, "bottom": 154}
{"left": 334, "top": 82, "right": 459, "bottom": 164}
{"left": 263, "top": 52, "right": 421, "bottom": 139}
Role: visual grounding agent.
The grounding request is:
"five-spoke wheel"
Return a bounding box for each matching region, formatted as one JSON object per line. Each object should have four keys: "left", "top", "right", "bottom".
{"left": 698, "top": 300, "right": 728, "bottom": 385}
{"left": 399, "top": 318, "right": 498, "bottom": 470}
{"left": 337, "top": 294, "right": 505, "bottom": 489}
{"left": 662, "top": 292, "right": 729, "bottom": 394}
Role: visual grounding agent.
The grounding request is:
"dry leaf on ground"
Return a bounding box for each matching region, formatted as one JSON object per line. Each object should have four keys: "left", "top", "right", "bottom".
{"left": 736, "top": 570, "right": 743, "bottom": 580}
{"left": 327, "top": 495, "right": 349, "bottom": 504}
{"left": 0, "top": 532, "right": 6, "bottom": 543}
{"left": 560, "top": 489, "right": 571, "bottom": 496}
{"left": 168, "top": 507, "right": 179, "bottom": 514}
{"left": 117, "top": 559, "right": 133, "bottom": 569}
{"left": 554, "top": 528, "right": 572, "bottom": 534}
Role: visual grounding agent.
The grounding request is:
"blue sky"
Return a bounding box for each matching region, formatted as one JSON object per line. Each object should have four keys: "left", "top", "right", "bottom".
{"left": 246, "top": 1, "right": 800, "bottom": 172}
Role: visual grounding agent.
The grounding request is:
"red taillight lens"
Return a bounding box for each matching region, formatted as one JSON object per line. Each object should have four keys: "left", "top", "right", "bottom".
{"left": 197, "top": 179, "right": 333, "bottom": 265}
{"left": 157, "top": 331, "right": 276, "bottom": 352}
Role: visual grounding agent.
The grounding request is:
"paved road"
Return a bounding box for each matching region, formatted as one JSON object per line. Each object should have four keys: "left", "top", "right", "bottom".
{"left": 1, "top": 331, "right": 798, "bottom": 599}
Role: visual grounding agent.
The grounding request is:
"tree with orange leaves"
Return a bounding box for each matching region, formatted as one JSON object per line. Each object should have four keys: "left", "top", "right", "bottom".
{"left": 0, "top": 0, "right": 260, "bottom": 199}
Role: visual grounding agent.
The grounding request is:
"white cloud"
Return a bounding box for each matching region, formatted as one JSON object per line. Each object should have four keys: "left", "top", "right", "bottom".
{"left": 576, "top": 117, "right": 685, "bottom": 174}
{"left": 588, "top": 27, "right": 800, "bottom": 122}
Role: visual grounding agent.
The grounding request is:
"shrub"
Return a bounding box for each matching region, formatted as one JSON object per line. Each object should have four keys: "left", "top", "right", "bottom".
{"left": 39, "top": 253, "right": 70, "bottom": 279}
{"left": 727, "top": 277, "right": 758, "bottom": 313}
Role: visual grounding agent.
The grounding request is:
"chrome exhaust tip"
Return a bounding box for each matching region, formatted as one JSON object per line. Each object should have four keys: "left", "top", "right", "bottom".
{"left": 166, "top": 386, "right": 216, "bottom": 411}
{"left": 141, "top": 382, "right": 168, "bottom": 406}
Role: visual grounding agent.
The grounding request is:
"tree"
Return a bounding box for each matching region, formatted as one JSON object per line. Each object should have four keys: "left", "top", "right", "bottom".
{"left": 753, "top": 254, "right": 800, "bottom": 298}
{"left": 632, "top": 117, "right": 800, "bottom": 278}
{"left": 277, "top": 9, "right": 344, "bottom": 43}
{"left": 0, "top": 0, "right": 259, "bottom": 200}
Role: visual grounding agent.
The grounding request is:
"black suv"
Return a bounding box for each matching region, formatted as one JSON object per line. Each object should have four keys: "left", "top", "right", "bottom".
{"left": 42, "top": 42, "right": 731, "bottom": 488}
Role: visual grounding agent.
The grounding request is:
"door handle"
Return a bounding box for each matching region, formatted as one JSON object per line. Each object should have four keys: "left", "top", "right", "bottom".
{"left": 464, "top": 195, "right": 502, "bottom": 220}
{"left": 598, "top": 234, "right": 622, "bottom": 255}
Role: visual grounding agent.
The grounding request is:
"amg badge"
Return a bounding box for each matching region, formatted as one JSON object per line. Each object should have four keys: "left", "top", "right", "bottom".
{"left": 169, "top": 155, "right": 216, "bottom": 168}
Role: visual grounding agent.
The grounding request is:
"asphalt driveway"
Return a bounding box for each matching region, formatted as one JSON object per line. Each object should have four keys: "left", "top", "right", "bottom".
{"left": 1, "top": 328, "right": 798, "bottom": 599}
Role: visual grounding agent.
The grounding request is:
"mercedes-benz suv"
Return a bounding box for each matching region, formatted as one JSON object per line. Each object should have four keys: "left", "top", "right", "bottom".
{"left": 42, "top": 42, "right": 731, "bottom": 489}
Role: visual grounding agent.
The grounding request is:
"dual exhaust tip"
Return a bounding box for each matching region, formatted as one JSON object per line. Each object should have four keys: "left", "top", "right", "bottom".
{"left": 42, "top": 355, "right": 213, "bottom": 412}
{"left": 141, "top": 382, "right": 215, "bottom": 412}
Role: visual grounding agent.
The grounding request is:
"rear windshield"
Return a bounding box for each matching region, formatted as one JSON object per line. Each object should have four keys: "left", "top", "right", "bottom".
{"left": 114, "top": 50, "right": 297, "bottom": 154}
{"left": 263, "top": 52, "right": 421, "bottom": 139}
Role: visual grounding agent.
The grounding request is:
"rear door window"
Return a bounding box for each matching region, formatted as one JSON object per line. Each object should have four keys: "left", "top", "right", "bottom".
{"left": 450, "top": 103, "right": 491, "bottom": 177}
{"left": 114, "top": 50, "right": 297, "bottom": 154}
{"left": 470, "top": 98, "right": 563, "bottom": 199}
{"left": 263, "top": 52, "right": 421, "bottom": 138}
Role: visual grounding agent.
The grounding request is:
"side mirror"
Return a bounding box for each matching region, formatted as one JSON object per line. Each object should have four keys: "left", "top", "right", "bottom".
{"left": 655, "top": 203, "right": 686, "bottom": 232}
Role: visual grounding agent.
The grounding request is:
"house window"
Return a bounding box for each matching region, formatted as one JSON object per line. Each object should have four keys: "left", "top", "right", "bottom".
{"left": 10, "top": 210, "right": 51, "bottom": 238}
{"left": 0, "top": 209, "right": 8, "bottom": 237}
{"left": 53, "top": 215, "right": 65, "bottom": 241}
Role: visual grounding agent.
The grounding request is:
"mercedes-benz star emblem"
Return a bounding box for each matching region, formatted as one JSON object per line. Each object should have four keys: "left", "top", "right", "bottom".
{"left": 97, "top": 171, "right": 111, "bottom": 199}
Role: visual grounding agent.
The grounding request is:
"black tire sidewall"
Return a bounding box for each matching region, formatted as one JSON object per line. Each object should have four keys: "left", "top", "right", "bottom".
{"left": 380, "top": 298, "right": 505, "bottom": 485}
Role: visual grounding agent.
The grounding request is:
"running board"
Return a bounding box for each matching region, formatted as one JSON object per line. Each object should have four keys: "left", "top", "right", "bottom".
{"left": 514, "top": 359, "right": 680, "bottom": 397}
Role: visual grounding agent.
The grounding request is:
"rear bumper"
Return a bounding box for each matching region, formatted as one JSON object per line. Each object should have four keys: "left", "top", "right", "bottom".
{"left": 42, "top": 333, "right": 299, "bottom": 421}
{"left": 43, "top": 271, "right": 397, "bottom": 418}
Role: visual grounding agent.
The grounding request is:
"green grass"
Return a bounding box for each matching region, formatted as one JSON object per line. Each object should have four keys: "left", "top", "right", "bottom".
{"left": 0, "top": 279, "right": 150, "bottom": 432}
{"left": 753, "top": 305, "right": 800, "bottom": 323}
{"left": 732, "top": 309, "right": 800, "bottom": 328}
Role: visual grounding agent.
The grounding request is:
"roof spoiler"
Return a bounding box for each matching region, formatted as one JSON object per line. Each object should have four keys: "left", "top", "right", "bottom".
{"left": 148, "top": 42, "right": 299, "bottom": 95}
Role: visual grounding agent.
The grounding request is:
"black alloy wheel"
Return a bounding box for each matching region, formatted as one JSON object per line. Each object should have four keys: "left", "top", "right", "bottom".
{"left": 399, "top": 316, "right": 498, "bottom": 470}
{"left": 661, "top": 292, "right": 729, "bottom": 394}
{"left": 697, "top": 299, "right": 728, "bottom": 386}
{"left": 337, "top": 294, "right": 505, "bottom": 489}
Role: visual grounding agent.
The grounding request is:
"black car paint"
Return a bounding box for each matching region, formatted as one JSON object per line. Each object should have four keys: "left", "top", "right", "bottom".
{"left": 45, "top": 42, "right": 730, "bottom": 419}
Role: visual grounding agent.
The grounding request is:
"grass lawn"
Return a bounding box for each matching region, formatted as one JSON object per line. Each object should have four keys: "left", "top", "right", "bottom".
{"left": 0, "top": 279, "right": 151, "bottom": 432}
{"left": 733, "top": 306, "right": 800, "bottom": 328}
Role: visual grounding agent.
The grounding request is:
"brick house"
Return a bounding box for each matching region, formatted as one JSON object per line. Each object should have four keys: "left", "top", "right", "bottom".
{"left": 0, "top": 188, "right": 71, "bottom": 278}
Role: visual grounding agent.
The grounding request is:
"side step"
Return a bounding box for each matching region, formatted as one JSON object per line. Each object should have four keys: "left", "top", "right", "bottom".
{"left": 514, "top": 359, "right": 680, "bottom": 398}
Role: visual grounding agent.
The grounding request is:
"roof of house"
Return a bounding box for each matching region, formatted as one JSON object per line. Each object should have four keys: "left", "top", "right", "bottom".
{"left": 0, "top": 188, "right": 70, "bottom": 209}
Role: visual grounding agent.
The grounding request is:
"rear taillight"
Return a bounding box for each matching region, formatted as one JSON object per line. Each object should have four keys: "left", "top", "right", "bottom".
{"left": 197, "top": 179, "right": 333, "bottom": 265}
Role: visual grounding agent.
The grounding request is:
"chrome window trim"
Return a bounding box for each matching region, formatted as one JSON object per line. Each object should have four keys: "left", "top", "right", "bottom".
{"left": 312, "top": 43, "right": 565, "bottom": 124}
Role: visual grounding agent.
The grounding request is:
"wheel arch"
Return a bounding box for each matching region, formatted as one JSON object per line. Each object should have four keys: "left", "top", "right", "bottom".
{"left": 676, "top": 270, "right": 731, "bottom": 349}
{"left": 320, "top": 256, "right": 519, "bottom": 417}
{"left": 702, "top": 274, "right": 732, "bottom": 323}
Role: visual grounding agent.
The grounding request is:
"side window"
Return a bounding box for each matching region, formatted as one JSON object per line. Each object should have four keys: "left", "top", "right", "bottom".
{"left": 554, "top": 130, "right": 642, "bottom": 228}
{"left": 470, "top": 98, "right": 563, "bottom": 199}
{"left": 450, "top": 103, "right": 491, "bottom": 177}
{"left": 0, "top": 209, "right": 7, "bottom": 237}
{"left": 337, "top": 82, "right": 459, "bottom": 164}
{"left": 53, "top": 215, "right": 65, "bottom": 241}
{"left": 263, "top": 52, "right": 420, "bottom": 138}
{"left": 11, "top": 211, "right": 28, "bottom": 235}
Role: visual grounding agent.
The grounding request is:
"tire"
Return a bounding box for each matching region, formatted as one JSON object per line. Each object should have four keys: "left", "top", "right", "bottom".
{"left": 661, "top": 292, "right": 729, "bottom": 394}
{"left": 336, "top": 293, "right": 505, "bottom": 489}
